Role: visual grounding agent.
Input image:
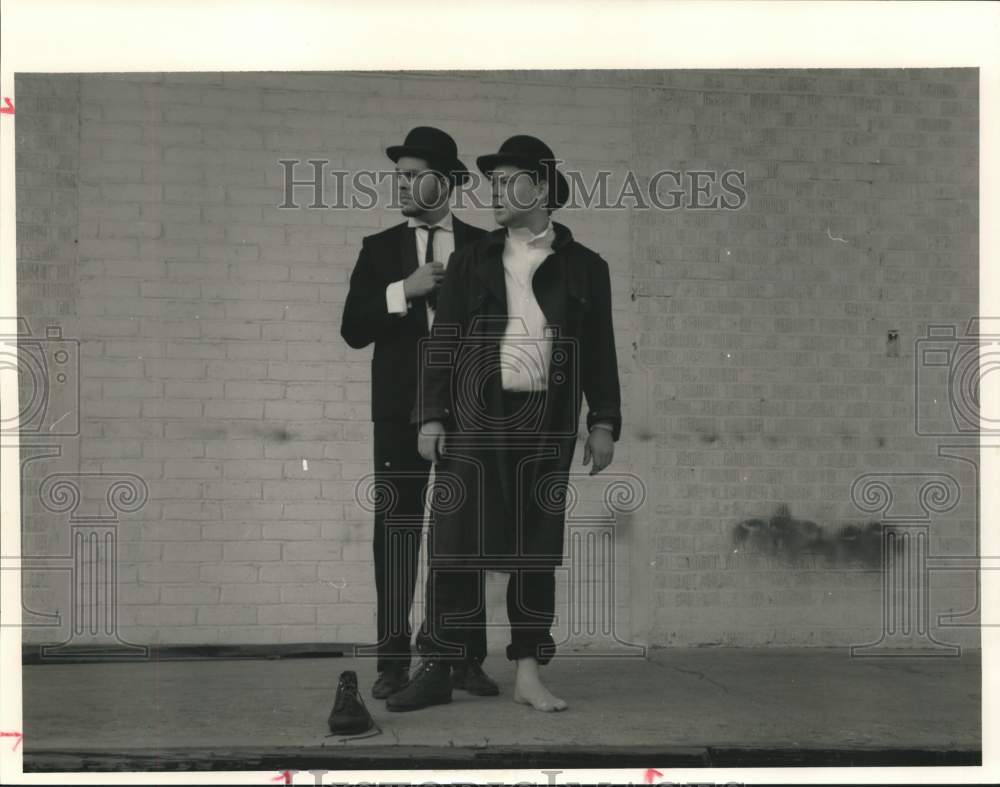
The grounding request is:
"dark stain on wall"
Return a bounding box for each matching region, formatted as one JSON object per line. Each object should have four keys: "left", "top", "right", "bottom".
{"left": 251, "top": 426, "right": 294, "bottom": 442}
{"left": 732, "top": 502, "right": 894, "bottom": 567}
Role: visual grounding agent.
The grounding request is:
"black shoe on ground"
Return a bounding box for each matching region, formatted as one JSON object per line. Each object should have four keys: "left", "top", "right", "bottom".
{"left": 328, "top": 670, "right": 375, "bottom": 735}
{"left": 385, "top": 659, "right": 452, "bottom": 712}
{"left": 451, "top": 660, "right": 500, "bottom": 696}
{"left": 371, "top": 666, "right": 409, "bottom": 699}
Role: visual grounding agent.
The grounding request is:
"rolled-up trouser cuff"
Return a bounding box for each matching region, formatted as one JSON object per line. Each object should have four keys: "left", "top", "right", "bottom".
{"left": 505, "top": 635, "right": 556, "bottom": 666}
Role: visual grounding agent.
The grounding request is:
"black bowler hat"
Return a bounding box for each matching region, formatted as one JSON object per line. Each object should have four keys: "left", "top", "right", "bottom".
{"left": 386, "top": 126, "right": 471, "bottom": 185}
{"left": 476, "top": 135, "right": 570, "bottom": 209}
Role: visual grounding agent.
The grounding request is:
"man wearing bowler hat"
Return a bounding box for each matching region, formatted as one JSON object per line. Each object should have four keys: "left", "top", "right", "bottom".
{"left": 340, "top": 126, "right": 497, "bottom": 701}
{"left": 387, "top": 135, "right": 622, "bottom": 713}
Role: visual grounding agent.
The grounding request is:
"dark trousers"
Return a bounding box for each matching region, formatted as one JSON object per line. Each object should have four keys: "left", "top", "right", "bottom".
{"left": 371, "top": 419, "right": 487, "bottom": 672}
{"left": 420, "top": 388, "right": 558, "bottom": 666}
{"left": 421, "top": 565, "right": 557, "bottom": 665}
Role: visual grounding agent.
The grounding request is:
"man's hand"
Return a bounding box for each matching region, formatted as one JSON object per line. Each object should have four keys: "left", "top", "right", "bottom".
{"left": 403, "top": 261, "right": 445, "bottom": 299}
{"left": 418, "top": 420, "right": 447, "bottom": 463}
{"left": 582, "top": 427, "right": 614, "bottom": 475}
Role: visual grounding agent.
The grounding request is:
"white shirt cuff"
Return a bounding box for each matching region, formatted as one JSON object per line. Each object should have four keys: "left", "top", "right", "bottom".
{"left": 385, "top": 280, "right": 408, "bottom": 314}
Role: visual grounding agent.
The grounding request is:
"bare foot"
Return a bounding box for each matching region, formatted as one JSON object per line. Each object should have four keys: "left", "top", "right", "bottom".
{"left": 513, "top": 657, "right": 567, "bottom": 712}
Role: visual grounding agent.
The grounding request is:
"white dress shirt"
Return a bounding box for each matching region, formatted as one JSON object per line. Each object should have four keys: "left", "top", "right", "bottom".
{"left": 385, "top": 213, "right": 455, "bottom": 330}
{"left": 500, "top": 221, "right": 556, "bottom": 392}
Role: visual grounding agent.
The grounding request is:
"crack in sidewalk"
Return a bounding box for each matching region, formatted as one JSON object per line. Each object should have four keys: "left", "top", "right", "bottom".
{"left": 667, "top": 664, "right": 730, "bottom": 695}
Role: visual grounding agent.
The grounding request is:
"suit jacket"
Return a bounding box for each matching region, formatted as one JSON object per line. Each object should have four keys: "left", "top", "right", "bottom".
{"left": 340, "top": 216, "right": 488, "bottom": 422}
{"left": 408, "top": 222, "right": 623, "bottom": 567}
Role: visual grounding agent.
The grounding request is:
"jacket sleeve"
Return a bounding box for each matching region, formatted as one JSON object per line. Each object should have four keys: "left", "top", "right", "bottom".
{"left": 581, "top": 255, "right": 623, "bottom": 441}
{"left": 410, "top": 247, "right": 466, "bottom": 430}
{"left": 340, "top": 237, "right": 405, "bottom": 349}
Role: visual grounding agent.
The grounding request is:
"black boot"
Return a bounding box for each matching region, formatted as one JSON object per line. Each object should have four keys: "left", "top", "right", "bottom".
{"left": 328, "top": 670, "right": 375, "bottom": 735}
{"left": 385, "top": 658, "right": 452, "bottom": 712}
{"left": 371, "top": 665, "right": 409, "bottom": 699}
{"left": 451, "top": 660, "right": 500, "bottom": 696}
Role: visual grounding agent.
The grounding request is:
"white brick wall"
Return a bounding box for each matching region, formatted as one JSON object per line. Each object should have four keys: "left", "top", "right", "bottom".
{"left": 16, "top": 69, "right": 979, "bottom": 650}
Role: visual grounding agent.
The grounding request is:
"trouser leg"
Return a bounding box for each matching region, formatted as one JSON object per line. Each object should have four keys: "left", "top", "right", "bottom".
{"left": 505, "top": 567, "right": 557, "bottom": 665}
{"left": 464, "top": 568, "right": 489, "bottom": 665}
{"left": 418, "top": 564, "right": 484, "bottom": 662}
{"left": 416, "top": 555, "right": 490, "bottom": 665}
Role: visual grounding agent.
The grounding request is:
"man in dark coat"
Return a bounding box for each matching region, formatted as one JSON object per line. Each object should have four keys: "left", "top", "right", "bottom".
{"left": 387, "top": 136, "right": 622, "bottom": 713}
{"left": 340, "top": 127, "right": 497, "bottom": 700}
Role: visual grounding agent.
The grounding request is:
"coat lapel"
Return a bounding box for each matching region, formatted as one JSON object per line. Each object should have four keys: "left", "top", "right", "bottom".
{"left": 398, "top": 224, "right": 419, "bottom": 280}
{"left": 395, "top": 224, "right": 428, "bottom": 336}
{"left": 474, "top": 223, "right": 578, "bottom": 336}
{"left": 453, "top": 215, "right": 467, "bottom": 250}
{"left": 474, "top": 230, "right": 509, "bottom": 317}
{"left": 531, "top": 252, "right": 567, "bottom": 337}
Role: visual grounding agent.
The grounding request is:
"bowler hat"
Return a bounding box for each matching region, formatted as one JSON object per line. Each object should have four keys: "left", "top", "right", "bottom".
{"left": 386, "top": 126, "right": 471, "bottom": 185}
{"left": 476, "top": 135, "right": 570, "bottom": 209}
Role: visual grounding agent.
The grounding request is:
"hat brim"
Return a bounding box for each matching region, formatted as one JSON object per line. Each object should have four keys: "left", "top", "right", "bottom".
{"left": 476, "top": 153, "right": 569, "bottom": 209}
{"left": 386, "top": 145, "right": 471, "bottom": 184}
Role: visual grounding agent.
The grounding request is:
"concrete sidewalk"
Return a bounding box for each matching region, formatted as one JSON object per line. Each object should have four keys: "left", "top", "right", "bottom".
{"left": 22, "top": 647, "right": 981, "bottom": 771}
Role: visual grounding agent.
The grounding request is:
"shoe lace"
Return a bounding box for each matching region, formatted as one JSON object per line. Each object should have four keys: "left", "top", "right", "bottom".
{"left": 412, "top": 658, "right": 441, "bottom": 680}
{"left": 334, "top": 678, "right": 357, "bottom": 712}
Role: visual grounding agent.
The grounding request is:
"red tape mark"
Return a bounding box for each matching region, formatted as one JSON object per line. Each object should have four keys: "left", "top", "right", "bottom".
{"left": 0, "top": 98, "right": 14, "bottom": 115}
{"left": 0, "top": 731, "right": 22, "bottom": 751}
{"left": 644, "top": 768, "right": 663, "bottom": 784}
{"left": 271, "top": 771, "right": 292, "bottom": 784}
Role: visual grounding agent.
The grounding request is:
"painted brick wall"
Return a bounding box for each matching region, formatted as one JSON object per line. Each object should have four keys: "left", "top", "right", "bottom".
{"left": 15, "top": 69, "right": 979, "bottom": 650}
{"left": 627, "top": 69, "right": 979, "bottom": 648}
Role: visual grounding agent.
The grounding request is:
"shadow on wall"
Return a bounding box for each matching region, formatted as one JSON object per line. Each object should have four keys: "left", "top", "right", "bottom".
{"left": 732, "top": 503, "right": 899, "bottom": 568}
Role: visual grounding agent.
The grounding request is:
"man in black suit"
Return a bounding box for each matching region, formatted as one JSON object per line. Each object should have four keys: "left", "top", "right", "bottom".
{"left": 340, "top": 127, "right": 497, "bottom": 700}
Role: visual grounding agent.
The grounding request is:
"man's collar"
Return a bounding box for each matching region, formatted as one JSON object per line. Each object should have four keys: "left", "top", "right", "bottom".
{"left": 485, "top": 221, "right": 572, "bottom": 252}
{"left": 507, "top": 219, "right": 554, "bottom": 247}
{"left": 407, "top": 212, "right": 453, "bottom": 232}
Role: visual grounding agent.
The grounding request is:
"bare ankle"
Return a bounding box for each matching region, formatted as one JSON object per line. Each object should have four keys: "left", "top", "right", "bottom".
{"left": 515, "top": 656, "right": 540, "bottom": 676}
